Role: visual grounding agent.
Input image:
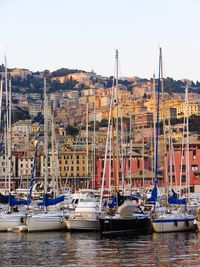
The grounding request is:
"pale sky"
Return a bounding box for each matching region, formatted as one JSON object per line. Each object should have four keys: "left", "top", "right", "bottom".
{"left": 1, "top": 0, "right": 200, "bottom": 81}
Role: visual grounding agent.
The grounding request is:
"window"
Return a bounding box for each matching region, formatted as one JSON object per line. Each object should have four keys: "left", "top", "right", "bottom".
{"left": 137, "top": 159, "right": 140, "bottom": 168}
{"left": 102, "top": 160, "right": 104, "bottom": 169}
{"left": 180, "top": 165, "right": 186, "bottom": 172}
{"left": 181, "top": 175, "right": 186, "bottom": 182}
{"left": 192, "top": 165, "right": 198, "bottom": 171}
{"left": 193, "top": 149, "right": 196, "bottom": 160}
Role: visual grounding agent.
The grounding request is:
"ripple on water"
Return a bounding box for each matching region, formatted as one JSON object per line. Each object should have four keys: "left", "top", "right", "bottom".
{"left": 0, "top": 232, "right": 200, "bottom": 266}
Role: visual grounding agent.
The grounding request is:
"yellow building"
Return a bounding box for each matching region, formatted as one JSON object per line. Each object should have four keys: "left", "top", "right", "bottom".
{"left": 59, "top": 146, "right": 93, "bottom": 188}
{"left": 176, "top": 102, "right": 200, "bottom": 118}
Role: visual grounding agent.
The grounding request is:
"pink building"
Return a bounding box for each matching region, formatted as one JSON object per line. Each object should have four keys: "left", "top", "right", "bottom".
{"left": 95, "top": 151, "right": 151, "bottom": 189}
{"left": 166, "top": 134, "right": 200, "bottom": 192}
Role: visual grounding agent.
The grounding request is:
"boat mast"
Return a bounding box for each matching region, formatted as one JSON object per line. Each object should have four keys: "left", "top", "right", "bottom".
{"left": 120, "top": 100, "right": 125, "bottom": 189}
{"left": 43, "top": 77, "right": 48, "bottom": 209}
{"left": 160, "top": 47, "right": 167, "bottom": 192}
{"left": 155, "top": 51, "right": 161, "bottom": 186}
{"left": 153, "top": 73, "right": 156, "bottom": 186}
{"left": 8, "top": 78, "right": 12, "bottom": 200}
{"left": 142, "top": 111, "right": 145, "bottom": 189}
{"left": 0, "top": 80, "right": 3, "bottom": 131}
{"left": 115, "top": 49, "right": 119, "bottom": 191}
{"left": 51, "top": 106, "right": 56, "bottom": 197}
{"left": 168, "top": 119, "right": 173, "bottom": 190}
{"left": 86, "top": 98, "right": 89, "bottom": 187}
{"left": 129, "top": 97, "right": 132, "bottom": 187}
{"left": 99, "top": 84, "right": 114, "bottom": 209}
{"left": 185, "top": 86, "right": 190, "bottom": 201}
{"left": 93, "top": 87, "right": 96, "bottom": 189}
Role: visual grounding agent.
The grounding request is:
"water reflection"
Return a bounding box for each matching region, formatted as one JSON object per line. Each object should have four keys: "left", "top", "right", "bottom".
{"left": 0, "top": 232, "right": 200, "bottom": 266}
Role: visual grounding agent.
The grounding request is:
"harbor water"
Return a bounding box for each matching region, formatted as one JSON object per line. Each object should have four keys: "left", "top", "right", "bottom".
{"left": 0, "top": 231, "right": 200, "bottom": 266}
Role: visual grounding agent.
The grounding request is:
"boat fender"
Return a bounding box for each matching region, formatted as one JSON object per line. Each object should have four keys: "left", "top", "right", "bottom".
{"left": 174, "top": 220, "right": 178, "bottom": 227}
{"left": 60, "top": 217, "right": 63, "bottom": 223}
{"left": 96, "top": 205, "right": 99, "bottom": 211}
{"left": 185, "top": 219, "right": 189, "bottom": 227}
{"left": 20, "top": 217, "right": 24, "bottom": 224}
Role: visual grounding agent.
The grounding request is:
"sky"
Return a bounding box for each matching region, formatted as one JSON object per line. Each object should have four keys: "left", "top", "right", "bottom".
{"left": 0, "top": 0, "right": 200, "bottom": 81}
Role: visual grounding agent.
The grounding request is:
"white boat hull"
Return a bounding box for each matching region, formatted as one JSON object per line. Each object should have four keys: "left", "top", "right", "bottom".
{"left": 26, "top": 214, "right": 65, "bottom": 232}
{"left": 152, "top": 218, "right": 195, "bottom": 233}
{"left": 66, "top": 218, "right": 99, "bottom": 231}
{"left": 0, "top": 213, "right": 25, "bottom": 231}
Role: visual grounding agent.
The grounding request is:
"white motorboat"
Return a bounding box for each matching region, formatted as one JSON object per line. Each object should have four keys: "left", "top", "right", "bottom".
{"left": 65, "top": 197, "right": 100, "bottom": 231}
{"left": 67, "top": 189, "right": 99, "bottom": 211}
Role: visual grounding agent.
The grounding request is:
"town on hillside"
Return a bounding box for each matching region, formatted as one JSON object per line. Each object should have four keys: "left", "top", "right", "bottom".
{"left": 0, "top": 65, "right": 200, "bottom": 194}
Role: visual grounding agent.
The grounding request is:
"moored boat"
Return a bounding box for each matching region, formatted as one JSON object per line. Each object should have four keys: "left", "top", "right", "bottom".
{"left": 99, "top": 201, "right": 151, "bottom": 236}
{"left": 26, "top": 210, "right": 66, "bottom": 232}
{"left": 65, "top": 198, "right": 100, "bottom": 231}
{"left": 152, "top": 211, "right": 196, "bottom": 233}
{"left": 0, "top": 211, "right": 25, "bottom": 232}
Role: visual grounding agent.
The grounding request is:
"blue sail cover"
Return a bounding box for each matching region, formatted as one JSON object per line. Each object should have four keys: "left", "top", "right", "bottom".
{"left": 147, "top": 185, "right": 157, "bottom": 202}
{"left": 168, "top": 197, "right": 187, "bottom": 205}
{"left": 37, "top": 194, "right": 65, "bottom": 206}
{"left": 9, "top": 197, "right": 30, "bottom": 206}
{"left": 0, "top": 193, "right": 30, "bottom": 206}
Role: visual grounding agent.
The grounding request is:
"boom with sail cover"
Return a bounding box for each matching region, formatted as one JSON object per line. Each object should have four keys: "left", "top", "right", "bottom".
{"left": 37, "top": 195, "right": 64, "bottom": 206}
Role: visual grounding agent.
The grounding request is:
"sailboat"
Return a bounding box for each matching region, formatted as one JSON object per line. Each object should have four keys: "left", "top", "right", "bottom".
{"left": 26, "top": 78, "right": 67, "bottom": 232}
{"left": 0, "top": 56, "right": 29, "bottom": 231}
{"left": 99, "top": 50, "right": 151, "bottom": 236}
{"left": 150, "top": 48, "right": 196, "bottom": 233}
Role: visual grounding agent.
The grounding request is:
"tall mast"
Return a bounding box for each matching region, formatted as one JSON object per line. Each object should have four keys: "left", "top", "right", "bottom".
{"left": 160, "top": 47, "right": 167, "bottom": 188}
{"left": 153, "top": 73, "right": 157, "bottom": 184}
{"left": 185, "top": 86, "right": 190, "bottom": 201}
{"left": 115, "top": 49, "right": 119, "bottom": 191}
{"left": 100, "top": 84, "right": 114, "bottom": 209}
{"left": 129, "top": 97, "right": 132, "bottom": 187}
{"left": 142, "top": 111, "right": 145, "bottom": 189}
{"left": 51, "top": 106, "right": 56, "bottom": 197}
{"left": 4, "top": 56, "right": 8, "bottom": 195}
{"left": 155, "top": 52, "right": 161, "bottom": 186}
{"left": 168, "top": 120, "right": 173, "bottom": 190}
{"left": 120, "top": 101, "right": 125, "bottom": 189}
{"left": 160, "top": 47, "right": 165, "bottom": 146}
{"left": 0, "top": 80, "right": 3, "bottom": 131}
{"left": 43, "top": 77, "right": 48, "bottom": 207}
{"left": 93, "top": 88, "right": 96, "bottom": 189}
{"left": 4, "top": 56, "right": 12, "bottom": 209}
{"left": 8, "top": 78, "right": 12, "bottom": 198}
{"left": 86, "top": 98, "right": 89, "bottom": 186}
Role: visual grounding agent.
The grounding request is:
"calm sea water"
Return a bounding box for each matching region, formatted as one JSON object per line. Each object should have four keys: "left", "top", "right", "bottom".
{"left": 0, "top": 231, "right": 200, "bottom": 267}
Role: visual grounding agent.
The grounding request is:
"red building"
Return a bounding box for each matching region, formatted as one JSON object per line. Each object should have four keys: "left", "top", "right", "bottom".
{"left": 166, "top": 134, "right": 200, "bottom": 192}
{"left": 95, "top": 151, "right": 151, "bottom": 190}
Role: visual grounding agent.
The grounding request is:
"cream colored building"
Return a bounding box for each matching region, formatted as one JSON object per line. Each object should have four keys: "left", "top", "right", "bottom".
{"left": 176, "top": 102, "right": 200, "bottom": 118}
